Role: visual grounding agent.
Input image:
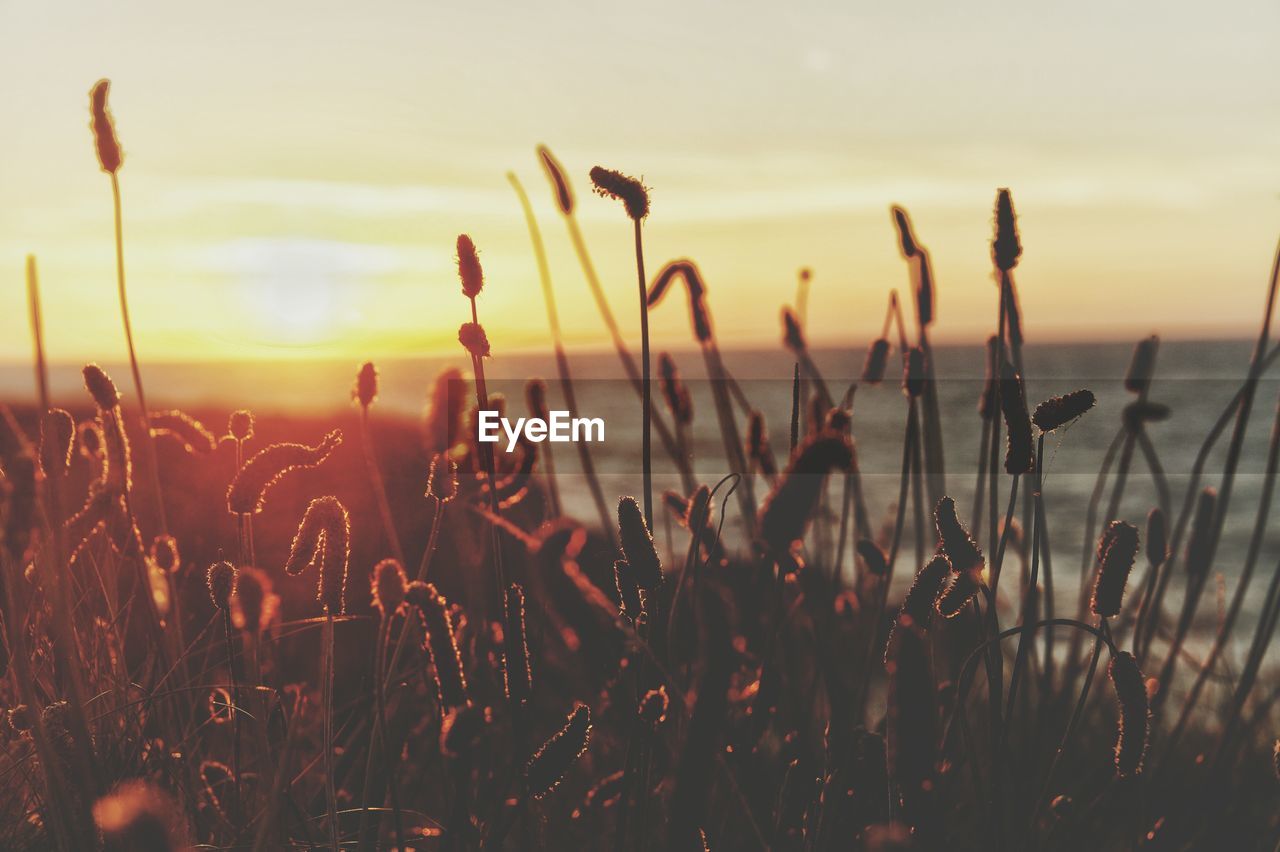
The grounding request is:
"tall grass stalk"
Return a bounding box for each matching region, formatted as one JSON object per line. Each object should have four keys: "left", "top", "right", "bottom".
{"left": 509, "top": 172, "right": 614, "bottom": 540}
{"left": 26, "top": 256, "right": 49, "bottom": 411}
{"left": 539, "top": 147, "right": 690, "bottom": 480}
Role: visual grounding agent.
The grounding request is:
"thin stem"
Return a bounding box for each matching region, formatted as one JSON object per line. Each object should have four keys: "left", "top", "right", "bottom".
{"left": 1004, "top": 436, "right": 1044, "bottom": 730}
{"left": 561, "top": 212, "right": 691, "bottom": 480}
{"left": 1030, "top": 624, "right": 1106, "bottom": 834}
{"left": 110, "top": 173, "right": 168, "bottom": 534}
{"left": 376, "top": 617, "right": 405, "bottom": 850}
{"left": 222, "top": 610, "right": 243, "bottom": 840}
{"left": 635, "top": 218, "right": 653, "bottom": 530}
{"left": 322, "top": 612, "right": 339, "bottom": 850}
{"left": 358, "top": 406, "right": 405, "bottom": 566}
{"left": 1161, "top": 391, "right": 1280, "bottom": 757}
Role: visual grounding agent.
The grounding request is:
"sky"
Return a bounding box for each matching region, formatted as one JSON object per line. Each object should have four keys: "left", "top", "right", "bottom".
{"left": 0, "top": 0, "right": 1277, "bottom": 365}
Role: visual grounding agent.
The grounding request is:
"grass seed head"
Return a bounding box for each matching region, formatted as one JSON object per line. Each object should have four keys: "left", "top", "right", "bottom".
{"left": 1108, "top": 651, "right": 1150, "bottom": 777}
{"left": 149, "top": 410, "right": 217, "bottom": 454}
{"left": 890, "top": 206, "right": 919, "bottom": 259}
{"left": 537, "top": 145, "right": 574, "bottom": 214}
{"left": 353, "top": 361, "right": 378, "bottom": 409}
{"left": 1124, "top": 335, "right": 1160, "bottom": 395}
{"left": 228, "top": 409, "right": 255, "bottom": 441}
{"left": 526, "top": 378, "right": 549, "bottom": 421}
{"left": 618, "top": 496, "right": 662, "bottom": 589}
{"left": 590, "top": 166, "right": 649, "bottom": 220}
{"left": 936, "top": 569, "right": 982, "bottom": 618}
{"left": 1032, "top": 389, "right": 1096, "bottom": 432}
{"left": 89, "top": 80, "right": 123, "bottom": 174}
{"left": 426, "top": 453, "right": 459, "bottom": 502}
{"left": 861, "top": 338, "right": 891, "bottom": 384}
{"left": 639, "top": 686, "right": 669, "bottom": 729}
{"left": 1091, "top": 520, "right": 1140, "bottom": 617}
{"left": 648, "top": 260, "right": 712, "bottom": 343}
{"left": 992, "top": 188, "right": 1021, "bottom": 271}
{"left": 83, "top": 363, "right": 120, "bottom": 410}
{"left": 78, "top": 419, "right": 105, "bottom": 459}
{"left": 888, "top": 555, "right": 950, "bottom": 658}
{"left": 614, "top": 559, "right": 644, "bottom": 621}
{"left": 39, "top": 408, "right": 75, "bottom": 477}
{"left": 459, "top": 322, "right": 491, "bottom": 358}
{"left": 758, "top": 432, "right": 854, "bottom": 563}
{"left": 206, "top": 561, "right": 236, "bottom": 610}
{"left": 857, "top": 539, "right": 889, "bottom": 576}
{"left": 526, "top": 703, "right": 591, "bottom": 798}
{"left": 659, "top": 353, "right": 694, "bottom": 425}
{"left": 456, "top": 234, "right": 484, "bottom": 298}
{"left": 782, "top": 307, "right": 806, "bottom": 354}
{"left": 150, "top": 535, "right": 180, "bottom": 573}
{"left": 934, "top": 496, "right": 984, "bottom": 576}
{"left": 746, "top": 411, "right": 776, "bottom": 477}
{"left": 226, "top": 430, "right": 342, "bottom": 515}
{"left": 999, "top": 361, "right": 1035, "bottom": 474}
{"left": 284, "top": 496, "right": 350, "bottom": 614}
{"left": 409, "top": 581, "right": 469, "bottom": 709}
{"left": 504, "top": 583, "right": 533, "bottom": 705}
{"left": 372, "top": 558, "right": 408, "bottom": 617}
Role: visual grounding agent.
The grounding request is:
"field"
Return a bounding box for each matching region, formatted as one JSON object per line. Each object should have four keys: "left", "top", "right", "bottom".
{"left": 0, "top": 80, "right": 1278, "bottom": 851}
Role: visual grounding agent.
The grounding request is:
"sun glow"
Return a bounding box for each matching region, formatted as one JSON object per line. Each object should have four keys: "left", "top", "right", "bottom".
{"left": 209, "top": 238, "right": 377, "bottom": 350}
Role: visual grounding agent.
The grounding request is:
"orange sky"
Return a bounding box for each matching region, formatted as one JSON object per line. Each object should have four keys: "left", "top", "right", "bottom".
{"left": 1, "top": 0, "right": 1277, "bottom": 365}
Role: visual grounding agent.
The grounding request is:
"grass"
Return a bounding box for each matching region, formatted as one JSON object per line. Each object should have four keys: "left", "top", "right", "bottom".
{"left": 0, "top": 81, "right": 1278, "bottom": 851}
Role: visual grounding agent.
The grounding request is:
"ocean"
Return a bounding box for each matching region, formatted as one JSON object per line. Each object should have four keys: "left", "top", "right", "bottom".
{"left": 4, "top": 338, "right": 1278, "bottom": 634}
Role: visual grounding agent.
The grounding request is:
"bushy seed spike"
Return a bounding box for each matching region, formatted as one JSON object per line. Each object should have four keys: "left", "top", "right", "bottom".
{"left": 757, "top": 432, "right": 854, "bottom": 563}
{"left": 456, "top": 235, "right": 484, "bottom": 299}
{"left": 149, "top": 410, "right": 217, "bottom": 454}
{"left": 934, "top": 496, "right": 984, "bottom": 575}
{"left": 1091, "top": 521, "right": 1140, "bottom": 617}
{"left": 228, "top": 409, "right": 255, "bottom": 441}
{"left": 504, "top": 583, "right": 533, "bottom": 705}
{"left": 658, "top": 353, "right": 693, "bottom": 425}
{"left": 284, "top": 496, "right": 350, "bottom": 614}
{"left": 39, "top": 409, "right": 75, "bottom": 477}
{"left": 227, "top": 430, "right": 342, "bottom": 515}
{"left": 89, "top": 80, "right": 123, "bottom": 174}
{"left": 992, "top": 188, "right": 1021, "bottom": 271}
{"left": 525, "top": 703, "right": 591, "bottom": 798}
{"left": 206, "top": 561, "right": 237, "bottom": 610}
{"left": 618, "top": 496, "right": 662, "bottom": 589}
{"left": 1108, "top": 651, "right": 1150, "bottom": 777}
{"left": 589, "top": 167, "right": 649, "bottom": 221}
{"left": 83, "top": 363, "right": 120, "bottom": 410}
{"left": 458, "top": 322, "right": 491, "bottom": 358}
{"left": 408, "top": 581, "right": 469, "bottom": 709}
{"left": 353, "top": 361, "right": 378, "bottom": 409}
{"left": 1032, "top": 389, "right": 1096, "bottom": 432}
{"left": 372, "top": 558, "right": 407, "bottom": 617}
